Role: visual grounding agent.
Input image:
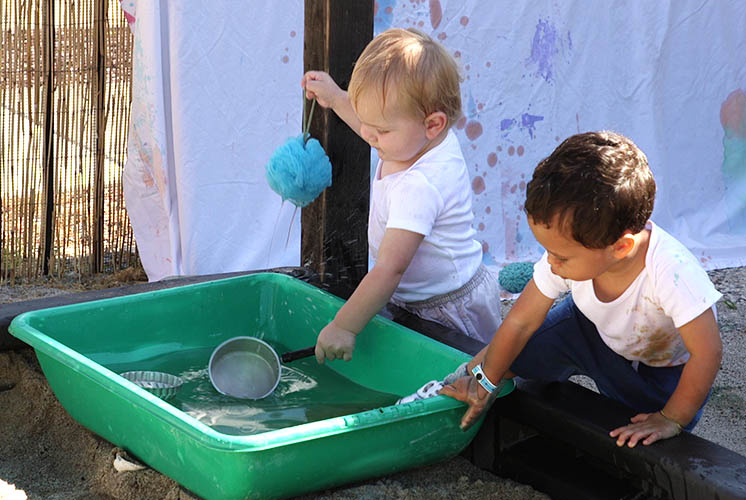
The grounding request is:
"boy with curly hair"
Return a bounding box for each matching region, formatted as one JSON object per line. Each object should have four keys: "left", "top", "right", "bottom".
{"left": 442, "top": 131, "right": 722, "bottom": 448}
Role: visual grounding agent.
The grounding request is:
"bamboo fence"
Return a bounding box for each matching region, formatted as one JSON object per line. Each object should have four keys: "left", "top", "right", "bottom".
{"left": 1, "top": 0, "right": 135, "bottom": 284}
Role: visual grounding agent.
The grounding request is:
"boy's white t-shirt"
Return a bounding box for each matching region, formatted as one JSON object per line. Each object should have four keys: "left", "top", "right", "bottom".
{"left": 368, "top": 129, "right": 482, "bottom": 302}
{"left": 532, "top": 221, "right": 722, "bottom": 367}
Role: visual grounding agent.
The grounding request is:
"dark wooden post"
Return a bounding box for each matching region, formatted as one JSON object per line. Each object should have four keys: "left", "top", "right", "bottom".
{"left": 41, "top": 0, "right": 55, "bottom": 275}
{"left": 302, "top": 0, "right": 373, "bottom": 298}
{"left": 93, "top": 0, "right": 107, "bottom": 273}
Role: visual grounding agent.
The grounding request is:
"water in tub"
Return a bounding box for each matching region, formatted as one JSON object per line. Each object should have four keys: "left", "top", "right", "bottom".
{"left": 108, "top": 343, "right": 400, "bottom": 436}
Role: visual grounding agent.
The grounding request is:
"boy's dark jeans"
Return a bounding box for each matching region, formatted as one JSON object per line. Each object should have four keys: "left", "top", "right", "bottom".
{"left": 510, "top": 295, "right": 708, "bottom": 431}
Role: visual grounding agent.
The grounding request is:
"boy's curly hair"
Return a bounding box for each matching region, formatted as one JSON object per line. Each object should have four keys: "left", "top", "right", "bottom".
{"left": 525, "top": 131, "right": 656, "bottom": 249}
{"left": 348, "top": 28, "right": 462, "bottom": 127}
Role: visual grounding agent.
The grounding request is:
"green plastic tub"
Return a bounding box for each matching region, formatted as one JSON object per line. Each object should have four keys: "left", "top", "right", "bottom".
{"left": 9, "top": 273, "right": 513, "bottom": 499}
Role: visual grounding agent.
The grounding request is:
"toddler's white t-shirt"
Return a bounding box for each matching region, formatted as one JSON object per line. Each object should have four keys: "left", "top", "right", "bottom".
{"left": 532, "top": 221, "right": 721, "bottom": 367}
{"left": 368, "top": 130, "right": 482, "bottom": 302}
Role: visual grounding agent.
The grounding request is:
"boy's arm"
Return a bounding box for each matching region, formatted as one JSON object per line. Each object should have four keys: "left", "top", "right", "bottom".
{"left": 301, "top": 71, "right": 363, "bottom": 137}
{"left": 661, "top": 307, "right": 722, "bottom": 426}
{"left": 610, "top": 308, "right": 722, "bottom": 447}
{"left": 314, "top": 228, "right": 424, "bottom": 363}
{"left": 440, "top": 280, "right": 555, "bottom": 429}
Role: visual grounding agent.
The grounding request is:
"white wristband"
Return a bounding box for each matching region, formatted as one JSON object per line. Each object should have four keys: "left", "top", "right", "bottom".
{"left": 471, "top": 363, "right": 498, "bottom": 393}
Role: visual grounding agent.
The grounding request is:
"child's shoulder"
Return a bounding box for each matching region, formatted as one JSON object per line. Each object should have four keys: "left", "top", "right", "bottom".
{"left": 410, "top": 131, "right": 466, "bottom": 173}
{"left": 641, "top": 221, "right": 721, "bottom": 326}
{"left": 645, "top": 221, "right": 714, "bottom": 288}
{"left": 646, "top": 222, "right": 702, "bottom": 270}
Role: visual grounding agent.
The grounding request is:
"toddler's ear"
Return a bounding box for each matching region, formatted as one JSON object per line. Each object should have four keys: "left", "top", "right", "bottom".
{"left": 424, "top": 111, "right": 448, "bottom": 139}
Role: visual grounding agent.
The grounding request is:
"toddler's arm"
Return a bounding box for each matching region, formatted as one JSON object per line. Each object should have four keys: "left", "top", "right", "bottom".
{"left": 314, "top": 228, "right": 425, "bottom": 363}
{"left": 301, "top": 71, "right": 362, "bottom": 137}
{"left": 610, "top": 308, "right": 722, "bottom": 447}
{"left": 440, "top": 280, "right": 555, "bottom": 429}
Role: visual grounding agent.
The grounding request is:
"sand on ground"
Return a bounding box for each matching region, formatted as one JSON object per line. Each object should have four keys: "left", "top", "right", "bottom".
{"left": 1, "top": 267, "right": 744, "bottom": 499}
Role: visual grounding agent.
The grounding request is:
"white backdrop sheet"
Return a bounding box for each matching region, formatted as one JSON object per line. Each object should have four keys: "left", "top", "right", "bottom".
{"left": 122, "top": 1, "right": 746, "bottom": 282}
{"left": 120, "top": 1, "right": 305, "bottom": 281}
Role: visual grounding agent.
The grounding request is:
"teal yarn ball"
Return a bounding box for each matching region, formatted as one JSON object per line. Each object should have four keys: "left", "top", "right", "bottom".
{"left": 498, "top": 261, "right": 534, "bottom": 293}
{"left": 266, "top": 134, "right": 332, "bottom": 207}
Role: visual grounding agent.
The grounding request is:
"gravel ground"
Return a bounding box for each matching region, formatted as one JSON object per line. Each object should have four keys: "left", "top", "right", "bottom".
{"left": 0, "top": 266, "right": 744, "bottom": 499}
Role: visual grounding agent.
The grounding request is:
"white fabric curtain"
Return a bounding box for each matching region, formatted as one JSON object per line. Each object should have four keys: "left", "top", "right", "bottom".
{"left": 121, "top": 1, "right": 304, "bottom": 281}
{"left": 122, "top": 1, "right": 746, "bottom": 282}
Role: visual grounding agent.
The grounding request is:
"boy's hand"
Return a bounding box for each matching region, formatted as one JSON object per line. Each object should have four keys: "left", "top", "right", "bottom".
{"left": 442, "top": 361, "right": 469, "bottom": 386}
{"left": 315, "top": 321, "right": 356, "bottom": 364}
{"left": 301, "top": 71, "right": 345, "bottom": 110}
{"left": 439, "top": 375, "right": 497, "bottom": 430}
{"left": 609, "top": 411, "right": 682, "bottom": 447}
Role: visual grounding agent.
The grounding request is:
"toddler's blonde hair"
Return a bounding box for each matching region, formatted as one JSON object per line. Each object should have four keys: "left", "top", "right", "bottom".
{"left": 349, "top": 28, "right": 462, "bottom": 127}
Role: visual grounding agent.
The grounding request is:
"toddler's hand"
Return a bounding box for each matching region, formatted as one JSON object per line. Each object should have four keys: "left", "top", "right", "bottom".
{"left": 301, "top": 71, "right": 345, "bottom": 110}
{"left": 609, "top": 411, "right": 683, "bottom": 447}
{"left": 315, "top": 321, "right": 356, "bottom": 364}
{"left": 439, "top": 375, "right": 498, "bottom": 431}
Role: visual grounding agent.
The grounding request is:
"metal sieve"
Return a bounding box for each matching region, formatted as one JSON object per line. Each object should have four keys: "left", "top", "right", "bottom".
{"left": 120, "top": 370, "right": 184, "bottom": 401}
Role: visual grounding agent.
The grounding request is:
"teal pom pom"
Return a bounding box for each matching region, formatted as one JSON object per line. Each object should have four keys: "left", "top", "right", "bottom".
{"left": 498, "top": 262, "right": 534, "bottom": 293}
{"left": 266, "top": 134, "right": 332, "bottom": 207}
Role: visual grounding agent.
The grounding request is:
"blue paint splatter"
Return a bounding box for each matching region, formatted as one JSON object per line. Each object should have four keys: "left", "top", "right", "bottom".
{"left": 521, "top": 113, "right": 544, "bottom": 139}
{"left": 482, "top": 250, "right": 497, "bottom": 266}
{"left": 374, "top": 0, "right": 396, "bottom": 35}
{"left": 720, "top": 89, "right": 746, "bottom": 233}
{"left": 370, "top": 150, "right": 380, "bottom": 179}
{"left": 526, "top": 18, "right": 560, "bottom": 83}
{"left": 467, "top": 93, "right": 478, "bottom": 118}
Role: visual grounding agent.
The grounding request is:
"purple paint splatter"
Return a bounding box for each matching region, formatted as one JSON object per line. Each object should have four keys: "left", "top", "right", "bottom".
{"left": 521, "top": 113, "right": 544, "bottom": 139}
{"left": 526, "top": 18, "right": 559, "bottom": 83}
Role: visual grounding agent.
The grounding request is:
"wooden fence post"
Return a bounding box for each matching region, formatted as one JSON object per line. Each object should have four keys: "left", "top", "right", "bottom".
{"left": 93, "top": 0, "right": 107, "bottom": 272}
{"left": 41, "top": 0, "right": 55, "bottom": 275}
{"left": 302, "top": 0, "right": 374, "bottom": 298}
